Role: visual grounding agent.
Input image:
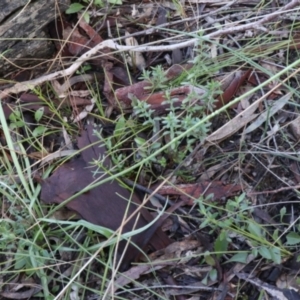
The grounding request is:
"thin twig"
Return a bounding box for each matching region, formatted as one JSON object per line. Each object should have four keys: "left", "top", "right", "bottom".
{"left": 123, "top": 178, "right": 188, "bottom": 215}
{"left": 248, "top": 184, "right": 300, "bottom": 195}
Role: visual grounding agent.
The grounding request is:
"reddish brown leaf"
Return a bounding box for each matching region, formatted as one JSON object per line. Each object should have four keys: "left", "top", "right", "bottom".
{"left": 48, "top": 19, "right": 73, "bottom": 56}
{"left": 78, "top": 19, "right": 103, "bottom": 46}
{"left": 63, "top": 26, "right": 90, "bottom": 56}
{"left": 164, "top": 63, "right": 193, "bottom": 80}
{"left": 156, "top": 181, "right": 243, "bottom": 205}
{"left": 140, "top": 85, "right": 204, "bottom": 111}
{"left": 114, "top": 80, "right": 152, "bottom": 107}
{"left": 61, "top": 20, "right": 113, "bottom": 66}
{"left": 110, "top": 66, "right": 134, "bottom": 87}
{"left": 215, "top": 70, "right": 251, "bottom": 109}
{"left": 68, "top": 96, "right": 92, "bottom": 107}
{"left": 114, "top": 64, "right": 193, "bottom": 109}
{"left": 78, "top": 19, "right": 114, "bottom": 63}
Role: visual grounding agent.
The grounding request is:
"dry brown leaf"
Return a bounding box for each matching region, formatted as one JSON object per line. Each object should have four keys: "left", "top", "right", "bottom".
{"left": 206, "top": 96, "right": 261, "bottom": 143}
{"left": 215, "top": 70, "right": 251, "bottom": 109}
{"left": 156, "top": 181, "right": 242, "bottom": 204}
{"left": 290, "top": 116, "right": 300, "bottom": 139}
{"left": 244, "top": 92, "right": 292, "bottom": 134}
{"left": 114, "top": 239, "right": 200, "bottom": 291}
{"left": 125, "top": 31, "right": 146, "bottom": 71}
{"left": 199, "top": 161, "right": 228, "bottom": 181}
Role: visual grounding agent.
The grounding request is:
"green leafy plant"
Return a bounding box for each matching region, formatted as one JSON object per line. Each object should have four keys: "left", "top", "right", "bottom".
{"left": 139, "top": 65, "right": 169, "bottom": 92}
{"left": 130, "top": 75, "right": 215, "bottom": 166}
{"left": 196, "top": 193, "right": 289, "bottom": 265}
{"left": 97, "top": 58, "right": 222, "bottom": 172}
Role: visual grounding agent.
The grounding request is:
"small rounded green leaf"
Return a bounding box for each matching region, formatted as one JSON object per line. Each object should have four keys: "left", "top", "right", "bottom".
{"left": 247, "top": 222, "right": 262, "bottom": 238}
{"left": 134, "top": 136, "right": 146, "bottom": 146}
{"left": 258, "top": 246, "right": 272, "bottom": 260}
{"left": 286, "top": 232, "right": 300, "bottom": 245}
{"left": 209, "top": 269, "right": 217, "bottom": 281}
{"left": 280, "top": 206, "right": 286, "bottom": 222}
{"left": 269, "top": 247, "right": 281, "bottom": 264}
{"left": 9, "top": 111, "right": 21, "bottom": 122}
{"left": 226, "top": 252, "right": 248, "bottom": 264}
{"left": 94, "top": 0, "right": 103, "bottom": 5}
{"left": 34, "top": 107, "right": 44, "bottom": 122}
{"left": 115, "top": 116, "right": 126, "bottom": 136}
{"left": 204, "top": 253, "right": 215, "bottom": 266}
{"left": 66, "top": 3, "right": 84, "bottom": 14}
{"left": 214, "top": 230, "right": 229, "bottom": 258}
{"left": 83, "top": 12, "right": 90, "bottom": 24}
{"left": 33, "top": 126, "right": 47, "bottom": 138}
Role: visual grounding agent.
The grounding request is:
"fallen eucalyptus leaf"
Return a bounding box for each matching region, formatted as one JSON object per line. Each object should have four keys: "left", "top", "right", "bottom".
{"left": 244, "top": 92, "right": 292, "bottom": 134}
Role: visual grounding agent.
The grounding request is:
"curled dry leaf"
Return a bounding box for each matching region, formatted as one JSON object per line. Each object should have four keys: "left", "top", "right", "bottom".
{"left": 155, "top": 181, "right": 242, "bottom": 205}
{"left": 125, "top": 31, "right": 146, "bottom": 71}
{"left": 206, "top": 95, "right": 263, "bottom": 143}
{"left": 244, "top": 92, "right": 292, "bottom": 134}
{"left": 114, "top": 239, "right": 200, "bottom": 291}
{"left": 290, "top": 116, "right": 300, "bottom": 140}
{"left": 72, "top": 97, "right": 94, "bottom": 123}
{"left": 0, "top": 288, "right": 42, "bottom": 300}
{"left": 52, "top": 74, "right": 94, "bottom": 97}
{"left": 62, "top": 19, "right": 113, "bottom": 64}
{"left": 78, "top": 18, "right": 103, "bottom": 45}
{"left": 216, "top": 69, "right": 251, "bottom": 109}
{"left": 63, "top": 26, "right": 89, "bottom": 56}
{"left": 0, "top": 278, "right": 42, "bottom": 300}
{"left": 199, "top": 161, "right": 228, "bottom": 181}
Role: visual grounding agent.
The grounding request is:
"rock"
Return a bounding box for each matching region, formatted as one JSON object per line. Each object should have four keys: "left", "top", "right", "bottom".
{"left": 0, "top": 0, "right": 70, "bottom": 77}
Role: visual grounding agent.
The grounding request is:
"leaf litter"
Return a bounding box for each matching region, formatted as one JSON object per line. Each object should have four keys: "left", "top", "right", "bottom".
{"left": 1, "top": 1, "right": 300, "bottom": 299}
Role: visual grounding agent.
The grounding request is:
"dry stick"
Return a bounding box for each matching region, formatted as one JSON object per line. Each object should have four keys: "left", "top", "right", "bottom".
{"left": 0, "top": 0, "right": 299, "bottom": 100}
{"left": 249, "top": 184, "right": 300, "bottom": 195}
